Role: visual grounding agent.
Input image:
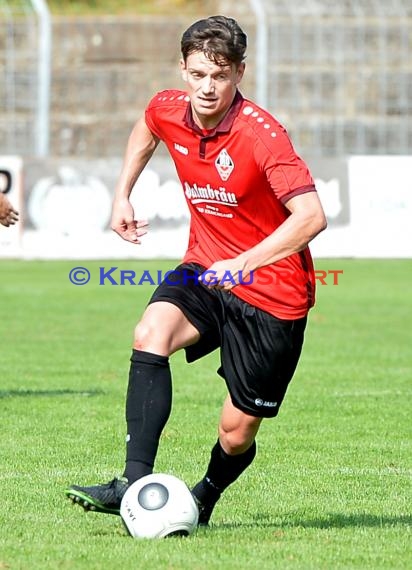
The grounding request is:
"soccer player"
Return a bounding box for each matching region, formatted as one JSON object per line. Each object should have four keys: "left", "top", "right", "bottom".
{"left": 65, "top": 15, "right": 327, "bottom": 525}
{"left": 0, "top": 192, "right": 18, "bottom": 227}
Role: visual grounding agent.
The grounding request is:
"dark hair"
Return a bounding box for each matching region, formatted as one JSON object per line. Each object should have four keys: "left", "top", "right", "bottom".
{"left": 181, "top": 15, "right": 247, "bottom": 66}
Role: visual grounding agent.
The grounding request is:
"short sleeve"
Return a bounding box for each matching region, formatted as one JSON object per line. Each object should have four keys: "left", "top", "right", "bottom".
{"left": 253, "top": 125, "right": 316, "bottom": 204}
{"left": 145, "top": 94, "right": 163, "bottom": 139}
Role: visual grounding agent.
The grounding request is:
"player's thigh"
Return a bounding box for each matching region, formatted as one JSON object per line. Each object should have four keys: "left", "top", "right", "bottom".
{"left": 134, "top": 301, "right": 200, "bottom": 355}
{"left": 220, "top": 294, "right": 307, "bottom": 418}
{"left": 219, "top": 395, "right": 263, "bottom": 455}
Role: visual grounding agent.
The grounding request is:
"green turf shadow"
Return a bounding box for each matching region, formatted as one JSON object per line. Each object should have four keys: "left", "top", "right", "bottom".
{"left": 0, "top": 389, "right": 105, "bottom": 398}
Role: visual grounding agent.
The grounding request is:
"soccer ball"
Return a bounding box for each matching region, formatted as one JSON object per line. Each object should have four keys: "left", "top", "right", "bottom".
{"left": 120, "top": 473, "right": 199, "bottom": 538}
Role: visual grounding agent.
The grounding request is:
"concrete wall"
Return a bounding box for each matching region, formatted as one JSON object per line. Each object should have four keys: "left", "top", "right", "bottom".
{"left": 47, "top": 16, "right": 256, "bottom": 156}
{"left": 1, "top": 6, "right": 411, "bottom": 157}
{"left": 0, "top": 13, "right": 256, "bottom": 157}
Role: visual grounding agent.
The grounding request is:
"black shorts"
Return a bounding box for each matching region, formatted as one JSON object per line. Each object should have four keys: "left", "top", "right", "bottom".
{"left": 148, "top": 263, "right": 307, "bottom": 418}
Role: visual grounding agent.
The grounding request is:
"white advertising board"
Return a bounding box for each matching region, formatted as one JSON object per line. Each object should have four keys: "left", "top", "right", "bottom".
{"left": 20, "top": 157, "right": 189, "bottom": 260}
{"left": 310, "top": 156, "right": 412, "bottom": 258}
{"left": 1, "top": 155, "right": 411, "bottom": 260}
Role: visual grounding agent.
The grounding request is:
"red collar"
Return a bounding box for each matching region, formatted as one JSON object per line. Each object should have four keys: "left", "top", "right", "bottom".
{"left": 183, "top": 90, "right": 244, "bottom": 137}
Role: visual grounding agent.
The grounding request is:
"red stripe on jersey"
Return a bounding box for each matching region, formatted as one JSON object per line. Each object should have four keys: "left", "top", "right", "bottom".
{"left": 280, "top": 184, "right": 317, "bottom": 205}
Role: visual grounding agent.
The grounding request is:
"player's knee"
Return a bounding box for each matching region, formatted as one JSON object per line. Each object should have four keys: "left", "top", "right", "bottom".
{"left": 219, "top": 414, "right": 261, "bottom": 455}
{"left": 219, "top": 428, "right": 253, "bottom": 455}
{"left": 133, "top": 311, "right": 179, "bottom": 355}
{"left": 133, "top": 319, "right": 173, "bottom": 354}
{"left": 133, "top": 320, "right": 154, "bottom": 350}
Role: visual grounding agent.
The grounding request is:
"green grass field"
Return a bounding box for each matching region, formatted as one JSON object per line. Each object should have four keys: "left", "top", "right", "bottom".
{"left": 0, "top": 259, "right": 411, "bottom": 569}
{"left": 46, "top": 0, "right": 217, "bottom": 16}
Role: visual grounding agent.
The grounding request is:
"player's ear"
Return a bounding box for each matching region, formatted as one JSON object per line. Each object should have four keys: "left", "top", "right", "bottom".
{"left": 180, "top": 59, "right": 188, "bottom": 82}
{"left": 235, "top": 62, "right": 245, "bottom": 85}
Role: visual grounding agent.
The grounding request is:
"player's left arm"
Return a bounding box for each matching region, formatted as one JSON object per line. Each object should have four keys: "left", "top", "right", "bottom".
{"left": 202, "top": 191, "right": 326, "bottom": 289}
{"left": 240, "top": 189, "right": 327, "bottom": 268}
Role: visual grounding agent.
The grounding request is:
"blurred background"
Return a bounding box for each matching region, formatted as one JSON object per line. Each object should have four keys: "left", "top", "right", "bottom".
{"left": 1, "top": 0, "right": 411, "bottom": 259}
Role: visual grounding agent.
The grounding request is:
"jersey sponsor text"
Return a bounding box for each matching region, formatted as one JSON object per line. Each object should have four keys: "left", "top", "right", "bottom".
{"left": 184, "top": 182, "right": 238, "bottom": 206}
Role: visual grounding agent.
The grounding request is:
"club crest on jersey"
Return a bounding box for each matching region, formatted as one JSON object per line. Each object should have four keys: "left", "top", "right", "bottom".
{"left": 215, "top": 148, "right": 234, "bottom": 181}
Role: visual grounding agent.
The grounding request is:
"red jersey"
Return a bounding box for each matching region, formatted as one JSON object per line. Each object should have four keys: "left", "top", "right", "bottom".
{"left": 145, "top": 89, "right": 317, "bottom": 319}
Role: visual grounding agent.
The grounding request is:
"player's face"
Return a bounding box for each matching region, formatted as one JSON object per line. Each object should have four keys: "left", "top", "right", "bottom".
{"left": 180, "top": 51, "right": 245, "bottom": 129}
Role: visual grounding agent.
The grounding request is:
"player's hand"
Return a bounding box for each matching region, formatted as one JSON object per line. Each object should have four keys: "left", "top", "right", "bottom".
{"left": 111, "top": 199, "right": 148, "bottom": 244}
{"left": 200, "top": 258, "right": 252, "bottom": 291}
{"left": 0, "top": 194, "right": 19, "bottom": 227}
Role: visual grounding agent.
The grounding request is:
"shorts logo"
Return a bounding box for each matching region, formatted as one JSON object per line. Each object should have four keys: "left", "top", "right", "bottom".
{"left": 215, "top": 148, "right": 234, "bottom": 181}
{"left": 255, "top": 398, "right": 278, "bottom": 408}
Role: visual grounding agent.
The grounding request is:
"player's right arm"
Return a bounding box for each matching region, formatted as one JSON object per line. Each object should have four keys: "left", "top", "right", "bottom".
{"left": 0, "top": 192, "right": 19, "bottom": 227}
{"left": 111, "top": 115, "right": 160, "bottom": 244}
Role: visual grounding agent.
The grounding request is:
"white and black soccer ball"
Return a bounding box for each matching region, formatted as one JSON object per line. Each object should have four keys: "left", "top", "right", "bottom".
{"left": 120, "top": 473, "right": 199, "bottom": 538}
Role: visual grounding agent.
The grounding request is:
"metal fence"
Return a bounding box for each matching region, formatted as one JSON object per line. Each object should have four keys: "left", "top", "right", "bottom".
{"left": 0, "top": 0, "right": 51, "bottom": 156}
{"left": 1, "top": 0, "right": 411, "bottom": 157}
{"left": 241, "top": 0, "right": 412, "bottom": 156}
{"left": 0, "top": 0, "right": 37, "bottom": 154}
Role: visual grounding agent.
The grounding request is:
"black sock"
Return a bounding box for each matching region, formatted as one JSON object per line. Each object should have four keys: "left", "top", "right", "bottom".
{"left": 123, "top": 349, "right": 172, "bottom": 483}
{"left": 192, "top": 439, "right": 257, "bottom": 505}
